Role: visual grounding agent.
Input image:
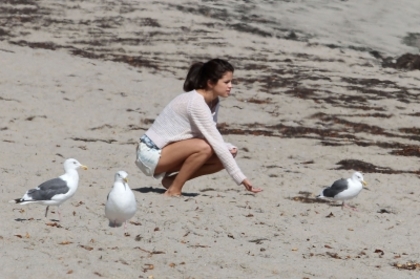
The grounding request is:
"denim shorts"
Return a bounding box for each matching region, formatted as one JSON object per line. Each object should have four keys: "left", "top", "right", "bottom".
{"left": 135, "top": 135, "right": 165, "bottom": 179}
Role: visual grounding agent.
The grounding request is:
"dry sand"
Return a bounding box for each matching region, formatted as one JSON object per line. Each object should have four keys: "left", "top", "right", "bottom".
{"left": 1, "top": 1, "right": 420, "bottom": 278}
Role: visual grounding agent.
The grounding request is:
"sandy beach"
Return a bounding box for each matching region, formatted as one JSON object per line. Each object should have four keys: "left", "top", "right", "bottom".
{"left": 1, "top": 0, "right": 420, "bottom": 278}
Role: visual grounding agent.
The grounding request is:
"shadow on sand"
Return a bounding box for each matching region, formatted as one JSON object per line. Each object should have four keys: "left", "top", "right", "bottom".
{"left": 132, "top": 187, "right": 199, "bottom": 197}
{"left": 288, "top": 191, "right": 332, "bottom": 205}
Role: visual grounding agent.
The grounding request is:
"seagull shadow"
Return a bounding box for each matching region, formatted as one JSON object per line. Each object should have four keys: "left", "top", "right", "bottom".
{"left": 288, "top": 191, "right": 332, "bottom": 204}
{"left": 14, "top": 218, "right": 37, "bottom": 222}
{"left": 132, "top": 186, "right": 199, "bottom": 197}
{"left": 14, "top": 217, "right": 61, "bottom": 222}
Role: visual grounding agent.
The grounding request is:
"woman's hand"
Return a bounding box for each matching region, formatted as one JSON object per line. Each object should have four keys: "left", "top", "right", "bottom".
{"left": 230, "top": 147, "right": 238, "bottom": 158}
{"left": 242, "top": 178, "right": 263, "bottom": 193}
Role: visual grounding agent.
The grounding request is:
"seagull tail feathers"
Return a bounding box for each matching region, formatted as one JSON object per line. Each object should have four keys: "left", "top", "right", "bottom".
{"left": 9, "top": 198, "right": 23, "bottom": 204}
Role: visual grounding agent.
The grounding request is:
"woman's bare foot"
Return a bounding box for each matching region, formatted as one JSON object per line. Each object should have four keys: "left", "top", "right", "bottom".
{"left": 161, "top": 174, "right": 177, "bottom": 189}
{"left": 163, "top": 189, "right": 182, "bottom": 197}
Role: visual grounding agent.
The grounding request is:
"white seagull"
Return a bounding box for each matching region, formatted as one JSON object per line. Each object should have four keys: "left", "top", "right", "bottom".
{"left": 9, "top": 158, "right": 88, "bottom": 221}
{"left": 105, "top": 171, "right": 137, "bottom": 235}
{"left": 317, "top": 172, "right": 367, "bottom": 210}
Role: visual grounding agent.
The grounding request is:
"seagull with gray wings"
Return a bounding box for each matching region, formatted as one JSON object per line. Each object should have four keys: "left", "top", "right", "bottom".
{"left": 317, "top": 172, "right": 367, "bottom": 210}
{"left": 10, "top": 158, "right": 87, "bottom": 221}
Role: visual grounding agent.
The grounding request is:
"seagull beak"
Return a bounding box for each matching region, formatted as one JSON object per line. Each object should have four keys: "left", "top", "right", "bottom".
{"left": 124, "top": 178, "right": 128, "bottom": 183}
{"left": 81, "top": 165, "right": 88, "bottom": 170}
{"left": 362, "top": 180, "right": 367, "bottom": 186}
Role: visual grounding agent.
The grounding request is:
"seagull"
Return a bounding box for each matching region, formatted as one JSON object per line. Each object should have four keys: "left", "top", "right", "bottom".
{"left": 317, "top": 172, "right": 367, "bottom": 210}
{"left": 105, "top": 171, "right": 137, "bottom": 235}
{"left": 9, "top": 158, "right": 87, "bottom": 221}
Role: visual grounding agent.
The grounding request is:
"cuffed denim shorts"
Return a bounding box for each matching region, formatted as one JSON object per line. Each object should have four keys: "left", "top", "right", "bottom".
{"left": 135, "top": 135, "right": 165, "bottom": 179}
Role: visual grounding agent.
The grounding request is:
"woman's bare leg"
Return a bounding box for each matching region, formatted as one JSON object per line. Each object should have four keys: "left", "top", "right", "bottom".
{"left": 161, "top": 153, "right": 224, "bottom": 189}
{"left": 154, "top": 138, "right": 222, "bottom": 196}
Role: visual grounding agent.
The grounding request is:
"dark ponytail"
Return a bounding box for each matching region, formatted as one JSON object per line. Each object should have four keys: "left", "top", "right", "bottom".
{"left": 183, "top": 59, "right": 234, "bottom": 92}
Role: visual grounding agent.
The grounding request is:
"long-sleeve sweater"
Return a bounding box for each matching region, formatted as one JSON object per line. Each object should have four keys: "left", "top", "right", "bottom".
{"left": 145, "top": 90, "right": 246, "bottom": 185}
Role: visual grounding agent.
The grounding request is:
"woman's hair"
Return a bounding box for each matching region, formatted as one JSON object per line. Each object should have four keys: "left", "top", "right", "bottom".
{"left": 183, "top": 58, "right": 234, "bottom": 92}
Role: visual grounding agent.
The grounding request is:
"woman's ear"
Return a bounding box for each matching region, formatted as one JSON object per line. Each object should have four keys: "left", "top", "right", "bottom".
{"left": 206, "top": 79, "right": 215, "bottom": 89}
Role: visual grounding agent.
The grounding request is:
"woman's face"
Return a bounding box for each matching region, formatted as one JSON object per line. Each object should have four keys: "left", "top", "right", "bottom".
{"left": 210, "top": 71, "right": 233, "bottom": 98}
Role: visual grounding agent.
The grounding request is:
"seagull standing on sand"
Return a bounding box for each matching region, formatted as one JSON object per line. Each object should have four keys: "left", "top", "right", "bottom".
{"left": 9, "top": 158, "right": 88, "bottom": 221}
{"left": 317, "top": 172, "right": 367, "bottom": 210}
{"left": 105, "top": 171, "right": 137, "bottom": 234}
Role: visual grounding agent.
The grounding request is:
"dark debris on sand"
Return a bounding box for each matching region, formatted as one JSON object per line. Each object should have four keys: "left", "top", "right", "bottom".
{"left": 1, "top": 0, "right": 420, "bottom": 177}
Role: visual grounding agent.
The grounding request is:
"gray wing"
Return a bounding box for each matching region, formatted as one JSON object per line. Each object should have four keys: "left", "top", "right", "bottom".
{"left": 27, "top": 178, "right": 70, "bottom": 200}
{"left": 322, "top": 178, "right": 348, "bottom": 198}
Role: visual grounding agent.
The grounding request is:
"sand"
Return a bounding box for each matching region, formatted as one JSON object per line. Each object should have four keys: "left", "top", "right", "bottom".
{"left": 1, "top": 0, "right": 420, "bottom": 278}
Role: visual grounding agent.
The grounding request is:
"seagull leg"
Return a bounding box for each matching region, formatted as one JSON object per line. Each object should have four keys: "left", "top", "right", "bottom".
{"left": 57, "top": 205, "right": 61, "bottom": 222}
{"left": 45, "top": 206, "right": 50, "bottom": 217}
{"left": 342, "top": 202, "right": 358, "bottom": 211}
{"left": 124, "top": 221, "right": 129, "bottom": 236}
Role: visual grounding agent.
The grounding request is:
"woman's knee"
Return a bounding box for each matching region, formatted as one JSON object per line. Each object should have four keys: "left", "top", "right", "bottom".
{"left": 196, "top": 139, "right": 214, "bottom": 157}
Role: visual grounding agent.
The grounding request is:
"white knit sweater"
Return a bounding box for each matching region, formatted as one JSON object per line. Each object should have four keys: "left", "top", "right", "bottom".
{"left": 145, "top": 90, "right": 246, "bottom": 185}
